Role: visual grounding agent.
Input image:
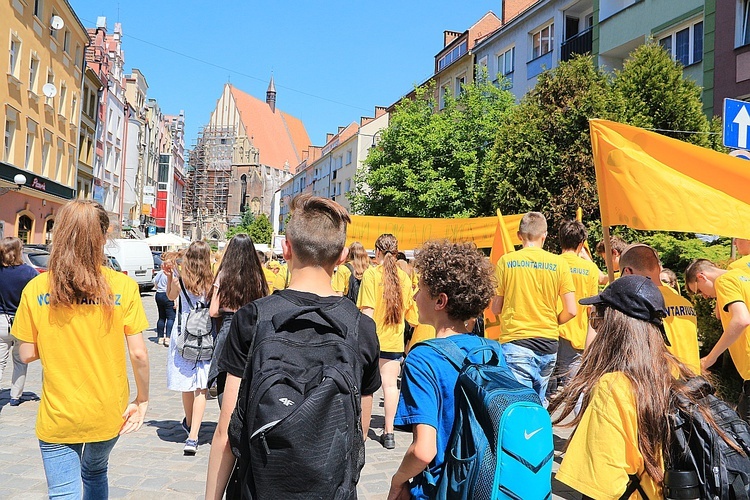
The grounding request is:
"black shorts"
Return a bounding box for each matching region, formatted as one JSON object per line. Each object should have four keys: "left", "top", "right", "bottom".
{"left": 380, "top": 351, "right": 404, "bottom": 361}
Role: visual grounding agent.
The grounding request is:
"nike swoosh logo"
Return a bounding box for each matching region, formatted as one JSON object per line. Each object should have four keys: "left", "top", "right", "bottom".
{"left": 524, "top": 428, "right": 543, "bottom": 440}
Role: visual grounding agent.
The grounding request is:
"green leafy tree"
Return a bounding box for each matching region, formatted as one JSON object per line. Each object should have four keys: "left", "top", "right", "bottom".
{"left": 351, "top": 76, "right": 514, "bottom": 217}
{"left": 226, "top": 211, "right": 273, "bottom": 245}
{"left": 612, "top": 42, "right": 714, "bottom": 147}
{"left": 479, "top": 54, "right": 620, "bottom": 237}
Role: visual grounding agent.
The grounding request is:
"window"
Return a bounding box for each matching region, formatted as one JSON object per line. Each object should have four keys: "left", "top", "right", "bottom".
{"left": 28, "top": 55, "right": 39, "bottom": 92}
{"left": 9, "top": 37, "right": 20, "bottom": 77}
{"left": 17, "top": 215, "right": 33, "bottom": 244}
{"left": 740, "top": 0, "right": 750, "bottom": 47}
{"left": 344, "top": 179, "right": 351, "bottom": 193}
{"left": 659, "top": 20, "right": 703, "bottom": 66}
{"left": 532, "top": 23, "right": 554, "bottom": 59}
{"left": 437, "top": 40, "right": 468, "bottom": 71}
{"left": 41, "top": 130, "right": 52, "bottom": 176}
{"left": 33, "top": 0, "right": 43, "bottom": 18}
{"left": 45, "top": 72, "right": 54, "bottom": 105}
{"left": 4, "top": 114, "right": 15, "bottom": 162}
{"left": 63, "top": 30, "right": 70, "bottom": 53}
{"left": 497, "top": 47, "right": 515, "bottom": 77}
{"left": 455, "top": 74, "right": 466, "bottom": 96}
{"left": 25, "top": 123, "right": 36, "bottom": 169}
{"left": 54, "top": 138, "right": 63, "bottom": 181}
{"left": 71, "top": 95, "right": 77, "bottom": 119}
{"left": 50, "top": 12, "right": 59, "bottom": 41}
{"left": 345, "top": 150, "right": 352, "bottom": 165}
{"left": 439, "top": 83, "right": 450, "bottom": 110}
{"left": 58, "top": 82, "right": 66, "bottom": 115}
{"left": 75, "top": 45, "right": 82, "bottom": 67}
{"left": 45, "top": 219, "right": 54, "bottom": 245}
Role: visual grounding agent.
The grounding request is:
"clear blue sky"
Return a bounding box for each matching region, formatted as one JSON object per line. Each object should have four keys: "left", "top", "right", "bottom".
{"left": 68, "top": 0, "right": 499, "bottom": 148}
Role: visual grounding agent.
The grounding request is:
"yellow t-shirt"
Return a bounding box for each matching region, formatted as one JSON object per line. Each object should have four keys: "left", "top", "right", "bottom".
{"left": 263, "top": 267, "right": 277, "bottom": 293}
{"left": 715, "top": 270, "right": 750, "bottom": 380}
{"left": 728, "top": 255, "right": 750, "bottom": 274}
{"left": 357, "top": 264, "right": 417, "bottom": 352}
{"left": 556, "top": 372, "right": 662, "bottom": 499}
{"left": 659, "top": 286, "right": 700, "bottom": 375}
{"left": 332, "top": 263, "right": 353, "bottom": 295}
{"left": 558, "top": 252, "right": 600, "bottom": 350}
{"left": 272, "top": 271, "right": 286, "bottom": 291}
{"left": 495, "top": 246, "right": 575, "bottom": 342}
{"left": 11, "top": 267, "right": 149, "bottom": 443}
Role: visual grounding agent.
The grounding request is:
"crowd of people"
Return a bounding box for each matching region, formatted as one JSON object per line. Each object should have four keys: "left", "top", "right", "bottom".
{"left": 3, "top": 195, "right": 750, "bottom": 499}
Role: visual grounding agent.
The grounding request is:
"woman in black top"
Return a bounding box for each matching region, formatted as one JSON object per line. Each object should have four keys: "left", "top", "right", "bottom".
{"left": 0, "top": 237, "right": 38, "bottom": 406}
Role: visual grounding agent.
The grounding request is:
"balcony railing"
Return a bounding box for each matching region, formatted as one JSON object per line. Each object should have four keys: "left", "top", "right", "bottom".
{"left": 561, "top": 27, "right": 593, "bottom": 62}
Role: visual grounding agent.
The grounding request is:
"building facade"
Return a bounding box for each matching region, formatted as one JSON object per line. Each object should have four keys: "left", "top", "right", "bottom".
{"left": 76, "top": 66, "right": 101, "bottom": 202}
{"left": 710, "top": 0, "right": 750, "bottom": 117}
{"left": 86, "top": 18, "right": 127, "bottom": 229}
{"left": 1, "top": 0, "right": 88, "bottom": 243}
{"left": 184, "top": 80, "right": 309, "bottom": 242}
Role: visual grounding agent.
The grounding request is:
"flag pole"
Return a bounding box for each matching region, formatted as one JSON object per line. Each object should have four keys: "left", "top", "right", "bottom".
{"left": 602, "top": 225, "right": 615, "bottom": 284}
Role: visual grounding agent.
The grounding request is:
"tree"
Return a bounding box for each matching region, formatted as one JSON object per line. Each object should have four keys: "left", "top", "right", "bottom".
{"left": 479, "top": 54, "right": 619, "bottom": 237}
{"left": 351, "top": 76, "right": 514, "bottom": 217}
{"left": 226, "top": 211, "right": 273, "bottom": 245}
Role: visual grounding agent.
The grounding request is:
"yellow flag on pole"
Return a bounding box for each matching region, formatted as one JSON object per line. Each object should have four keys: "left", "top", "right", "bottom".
{"left": 484, "top": 209, "right": 516, "bottom": 340}
{"left": 590, "top": 119, "right": 750, "bottom": 238}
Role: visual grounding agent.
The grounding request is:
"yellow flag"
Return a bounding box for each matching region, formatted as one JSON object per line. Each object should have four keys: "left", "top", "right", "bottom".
{"left": 485, "top": 209, "right": 516, "bottom": 340}
{"left": 346, "top": 214, "right": 523, "bottom": 249}
{"left": 590, "top": 119, "right": 750, "bottom": 238}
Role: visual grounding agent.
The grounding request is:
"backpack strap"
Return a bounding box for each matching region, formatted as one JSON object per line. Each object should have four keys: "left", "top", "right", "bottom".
{"left": 178, "top": 277, "right": 195, "bottom": 309}
{"left": 618, "top": 474, "right": 650, "bottom": 500}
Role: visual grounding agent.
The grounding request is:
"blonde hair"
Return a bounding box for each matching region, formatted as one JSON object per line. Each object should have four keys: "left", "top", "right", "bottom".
{"left": 518, "top": 212, "right": 547, "bottom": 240}
{"left": 48, "top": 200, "right": 112, "bottom": 310}
{"left": 181, "top": 241, "right": 213, "bottom": 297}
{"left": 348, "top": 242, "right": 370, "bottom": 280}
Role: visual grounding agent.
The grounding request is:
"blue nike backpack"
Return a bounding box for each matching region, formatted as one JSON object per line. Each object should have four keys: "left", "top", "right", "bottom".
{"left": 420, "top": 338, "right": 553, "bottom": 500}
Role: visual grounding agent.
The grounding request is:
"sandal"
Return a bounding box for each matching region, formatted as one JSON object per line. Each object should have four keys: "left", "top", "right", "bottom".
{"left": 163, "top": 338, "right": 170, "bottom": 347}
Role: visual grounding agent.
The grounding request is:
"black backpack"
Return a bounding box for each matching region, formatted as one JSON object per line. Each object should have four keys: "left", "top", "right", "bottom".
{"left": 227, "top": 292, "right": 365, "bottom": 500}
{"left": 344, "top": 263, "right": 361, "bottom": 303}
{"left": 668, "top": 377, "right": 750, "bottom": 500}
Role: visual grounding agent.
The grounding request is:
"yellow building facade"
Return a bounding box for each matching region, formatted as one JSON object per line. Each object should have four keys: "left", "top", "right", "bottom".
{"left": 1, "top": 0, "right": 88, "bottom": 243}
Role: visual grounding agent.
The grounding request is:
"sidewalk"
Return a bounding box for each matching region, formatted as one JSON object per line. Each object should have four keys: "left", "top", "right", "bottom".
{"left": 0, "top": 292, "right": 579, "bottom": 499}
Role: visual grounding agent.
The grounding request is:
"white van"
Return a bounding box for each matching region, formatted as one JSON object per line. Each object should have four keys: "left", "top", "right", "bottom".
{"left": 105, "top": 239, "right": 154, "bottom": 291}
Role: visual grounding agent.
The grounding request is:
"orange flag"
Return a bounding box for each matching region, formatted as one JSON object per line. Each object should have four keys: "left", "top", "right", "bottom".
{"left": 590, "top": 119, "right": 750, "bottom": 238}
{"left": 484, "top": 209, "right": 516, "bottom": 341}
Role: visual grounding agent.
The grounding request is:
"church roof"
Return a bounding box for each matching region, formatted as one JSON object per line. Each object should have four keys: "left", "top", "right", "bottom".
{"left": 229, "top": 85, "right": 310, "bottom": 170}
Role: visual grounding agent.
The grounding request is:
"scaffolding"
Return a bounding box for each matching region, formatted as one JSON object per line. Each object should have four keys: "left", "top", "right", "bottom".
{"left": 184, "top": 124, "right": 236, "bottom": 239}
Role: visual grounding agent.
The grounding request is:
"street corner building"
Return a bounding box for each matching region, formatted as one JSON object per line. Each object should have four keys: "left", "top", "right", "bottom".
{"left": 0, "top": 0, "right": 89, "bottom": 243}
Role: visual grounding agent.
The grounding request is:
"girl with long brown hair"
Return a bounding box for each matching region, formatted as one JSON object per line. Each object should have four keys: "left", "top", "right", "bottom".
{"left": 551, "top": 275, "right": 708, "bottom": 498}
{"left": 165, "top": 240, "right": 214, "bottom": 456}
{"left": 12, "top": 200, "right": 150, "bottom": 498}
{"left": 358, "top": 234, "right": 417, "bottom": 449}
{"left": 205, "top": 233, "right": 269, "bottom": 497}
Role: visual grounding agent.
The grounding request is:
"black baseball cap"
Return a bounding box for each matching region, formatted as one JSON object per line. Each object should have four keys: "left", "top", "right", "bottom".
{"left": 580, "top": 275, "right": 670, "bottom": 346}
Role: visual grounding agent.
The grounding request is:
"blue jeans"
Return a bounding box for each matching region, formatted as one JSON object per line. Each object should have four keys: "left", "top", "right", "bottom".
{"left": 155, "top": 292, "right": 175, "bottom": 339}
{"left": 39, "top": 437, "right": 119, "bottom": 499}
{"left": 501, "top": 342, "right": 557, "bottom": 407}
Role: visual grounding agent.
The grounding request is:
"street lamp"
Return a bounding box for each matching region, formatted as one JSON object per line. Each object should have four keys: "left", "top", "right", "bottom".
{"left": 0, "top": 174, "right": 27, "bottom": 196}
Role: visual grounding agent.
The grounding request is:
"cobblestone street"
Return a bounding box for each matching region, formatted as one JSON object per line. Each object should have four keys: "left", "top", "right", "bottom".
{"left": 0, "top": 292, "right": 579, "bottom": 499}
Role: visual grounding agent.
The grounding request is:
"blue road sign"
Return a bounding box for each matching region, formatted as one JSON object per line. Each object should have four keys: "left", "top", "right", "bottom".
{"left": 724, "top": 98, "right": 750, "bottom": 149}
{"left": 148, "top": 225, "right": 157, "bottom": 236}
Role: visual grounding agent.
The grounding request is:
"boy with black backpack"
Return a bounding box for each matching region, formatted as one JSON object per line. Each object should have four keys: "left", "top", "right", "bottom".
{"left": 207, "top": 194, "right": 381, "bottom": 500}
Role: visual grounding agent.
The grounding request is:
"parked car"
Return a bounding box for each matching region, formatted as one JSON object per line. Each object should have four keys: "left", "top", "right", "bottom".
{"left": 106, "top": 255, "right": 123, "bottom": 273}
{"left": 22, "top": 247, "right": 50, "bottom": 272}
{"left": 104, "top": 239, "right": 154, "bottom": 292}
{"left": 152, "top": 251, "right": 162, "bottom": 272}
